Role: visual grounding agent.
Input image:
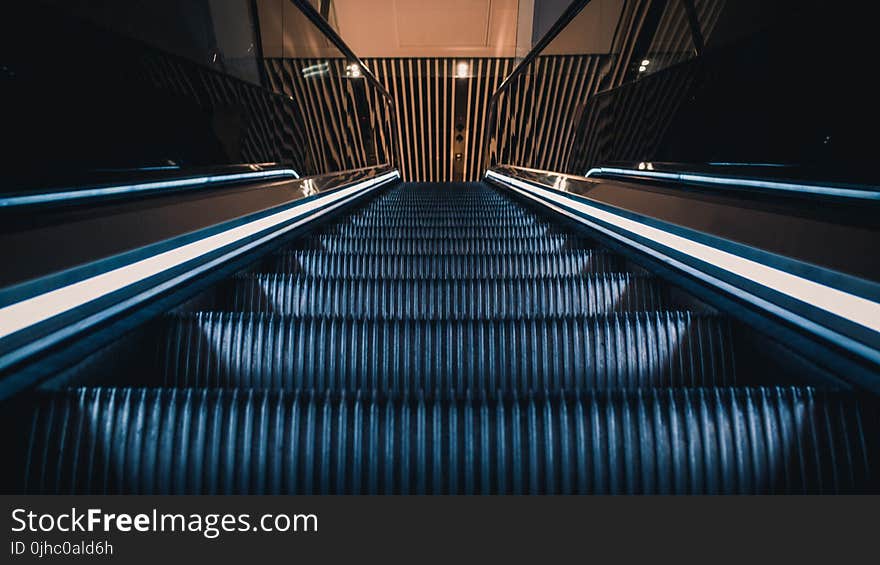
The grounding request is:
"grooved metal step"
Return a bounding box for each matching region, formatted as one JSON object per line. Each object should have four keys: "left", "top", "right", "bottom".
{"left": 353, "top": 209, "right": 539, "bottom": 221}
{"left": 156, "top": 312, "right": 736, "bottom": 391}
{"left": 270, "top": 250, "right": 626, "bottom": 278}
{"left": 291, "top": 235, "right": 597, "bottom": 255}
{"left": 317, "top": 225, "right": 565, "bottom": 239}
{"left": 20, "top": 386, "right": 877, "bottom": 494}
{"left": 342, "top": 216, "right": 548, "bottom": 228}
{"left": 231, "top": 274, "right": 673, "bottom": 318}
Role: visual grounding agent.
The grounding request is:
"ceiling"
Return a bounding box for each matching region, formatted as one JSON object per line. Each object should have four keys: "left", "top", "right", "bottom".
{"left": 334, "top": 0, "right": 519, "bottom": 57}
{"left": 256, "top": 0, "right": 625, "bottom": 59}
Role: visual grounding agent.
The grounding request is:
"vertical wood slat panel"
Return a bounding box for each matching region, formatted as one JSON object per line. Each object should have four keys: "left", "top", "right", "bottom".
{"left": 357, "top": 58, "right": 512, "bottom": 182}
{"left": 263, "top": 56, "right": 602, "bottom": 181}
{"left": 256, "top": 1, "right": 708, "bottom": 181}
{"left": 264, "top": 58, "right": 387, "bottom": 176}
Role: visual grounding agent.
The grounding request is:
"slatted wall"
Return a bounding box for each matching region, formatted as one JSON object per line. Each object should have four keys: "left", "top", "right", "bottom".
{"left": 566, "top": 0, "right": 727, "bottom": 174}
{"left": 568, "top": 58, "right": 702, "bottom": 173}
{"left": 487, "top": 0, "right": 663, "bottom": 174}
{"left": 491, "top": 55, "right": 611, "bottom": 173}
{"left": 264, "top": 53, "right": 624, "bottom": 181}
{"left": 361, "top": 58, "right": 515, "bottom": 182}
{"left": 264, "top": 58, "right": 394, "bottom": 176}
{"left": 259, "top": 1, "right": 727, "bottom": 181}
{"left": 136, "top": 50, "right": 303, "bottom": 170}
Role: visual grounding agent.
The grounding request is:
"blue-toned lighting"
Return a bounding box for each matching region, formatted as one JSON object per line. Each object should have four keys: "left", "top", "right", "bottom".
{"left": 302, "top": 62, "right": 330, "bottom": 78}
{"left": 584, "top": 167, "right": 880, "bottom": 200}
{"left": 707, "top": 162, "right": 792, "bottom": 167}
{"left": 487, "top": 169, "right": 880, "bottom": 337}
{"left": 0, "top": 170, "right": 400, "bottom": 341}
{"left": 0, "top": 169, "right": 301, "bottom": 207}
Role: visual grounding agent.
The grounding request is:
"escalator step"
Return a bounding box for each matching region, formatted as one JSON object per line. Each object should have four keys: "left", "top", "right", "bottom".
{"left": 358, "top": 204, "right": 524, "bottom": 212}
{"left": 20, "top": 386, "right": 876, "bottom": 494}
{"left": 270, "top": 251, "right": 624, "bottom": 278}
{"left": 156, "top": 312, "right": 736, "bottom": 390}
{"left": 352, "top": 209, "right": 539, "bottom": 222}
{"left": 317, "top": 225, "right": 566, "bottom": 239}
{"left": 363, "top": 197, "right": 515, "bottom": 205}
{"left": 340, "top": 216, "right": 548, "bottom": 228}
{"left": 292, "top": 235, "right": 595, "bottom": 255}
{"left": 231, "top": 274, "right": 673, "bottom": 318}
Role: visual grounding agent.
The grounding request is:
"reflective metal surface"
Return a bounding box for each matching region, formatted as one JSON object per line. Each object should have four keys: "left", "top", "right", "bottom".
{"left": 0, "top": 165, "right": 395, "bottom": 289}
{"left": 484, "top": 1, "right": 880, "bottom": 188}
{"left": 489, "top": 165, "right": 880, "bottom": 283}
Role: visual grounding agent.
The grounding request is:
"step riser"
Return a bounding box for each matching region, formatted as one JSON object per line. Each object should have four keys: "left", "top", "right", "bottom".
{"left": 318, "top": 226, "right": 563, "bottom": 239}
{"left": 21, "top": 387, "right": 876, "bottom": 494}
{"left": 271, "top": 251, "right": 625, "bottom": 278}
{"left": 341, "top": 219, "right": 546, "bottom": 228}
{"left": 158, "top": 313, "right": 736, "bottom": 391}
{"left": 353, "top": 211, "right": 539, "bottom": 221}
{"left": 292, "top": 238, "right": 597, "bottom": 255}
{"left": 232, "top": 275, "right": 672, "bottom": 318}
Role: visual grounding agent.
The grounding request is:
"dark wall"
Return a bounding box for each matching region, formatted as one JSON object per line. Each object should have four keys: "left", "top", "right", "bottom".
{"left": 1, "top": 2, "right": 394, "bottom": 193}
{"left": 568, "top": 0, "right": 880, "bottom": 185}
{"left": 487, "top": 0, "right": 880, "bottom": 188}
{"left": 1, "top": 3, "right": 300, "bottom": 193}
{"left": 41, "top": 0, "right": 263, "bottom": 85}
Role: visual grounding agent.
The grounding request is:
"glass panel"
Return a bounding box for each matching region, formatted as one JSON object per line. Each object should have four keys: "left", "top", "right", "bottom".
{"left": 2, "top": 0, "right": 395, "bottom": 196}
{"left": 485, "top": 0, "right": 880, "bottom": 187}
{"left": 485, "top": 0, "right": 628, "bottom": 172}
{"left": 638, "top": 0, "right": 695, "bottom": 77}
{"left": 42, "top": 0, "right": 264, "bottom": 85}
{"left": 260, "top": 2, "right": 396, "bottom": 174}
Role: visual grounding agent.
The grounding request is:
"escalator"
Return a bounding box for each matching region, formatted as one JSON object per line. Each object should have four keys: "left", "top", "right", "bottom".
{"left": 10, "top": 182, "right": 878, "bottom": 494}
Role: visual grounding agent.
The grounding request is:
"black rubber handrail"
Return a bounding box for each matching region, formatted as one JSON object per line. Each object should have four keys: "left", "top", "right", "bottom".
{"left": 487, "top": 0, "right": 592, "bottom": 112}
{"left": 288, "top": 0, "right": 395, "bottom": 104}
{"left": 482, "top": 0, "right": 592, "bottom": 170}
{"left": 288, "top": 0, "right": 400, "bottom": 168}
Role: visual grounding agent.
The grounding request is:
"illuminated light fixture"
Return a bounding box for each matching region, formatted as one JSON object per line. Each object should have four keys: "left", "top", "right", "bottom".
{"left": 0, "top": 169, "right": 301, "bottom": 208}
{"left": 583, "top": 167, "right": 880, "bottom": 200}
{"left": 302, "top": 178, "right": 317, "bottom": 196}
{"left": 485, "top": 170, "right": 880, "bottom": 338}
{"left": 638, "top": 65, "right": 647, "bottom": 72}
{"left": 301, "top": 62, "right": 330, "bottom": 77}
{"left": 456, "top": 61, "right": 469, "bottom": 78}
{"left": 345, "top": 63, "right": 362, "bottom": 78}
{"left": 708, "top": 162, "right": 791, "bottom": 167}
{"left": 553, "top": 176, "right": 567, "bottom": 191}
{"left": 641, "top": 59, "right": 651, "bottom": 66}
{"left": 637, "top": 162, "right": 646, "bottom": 170}
{"left": 646, "top": 163, "right": 654, "bottom": 170}
{"left": 93, "top": 165, "right": 180, "bottom": 172}
{"left": 0, "top": 171, "right": 401, "bottom": 342}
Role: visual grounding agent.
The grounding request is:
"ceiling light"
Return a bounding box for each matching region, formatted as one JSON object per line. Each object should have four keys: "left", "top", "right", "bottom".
{"left": 345, "top": 63, "right": 361, "bottom": 78}
{"left": 456, "top": 61, "right": 469, "bottom": 78}
{"left": 301, "top": 62, "right": 330, "bottom": 77}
